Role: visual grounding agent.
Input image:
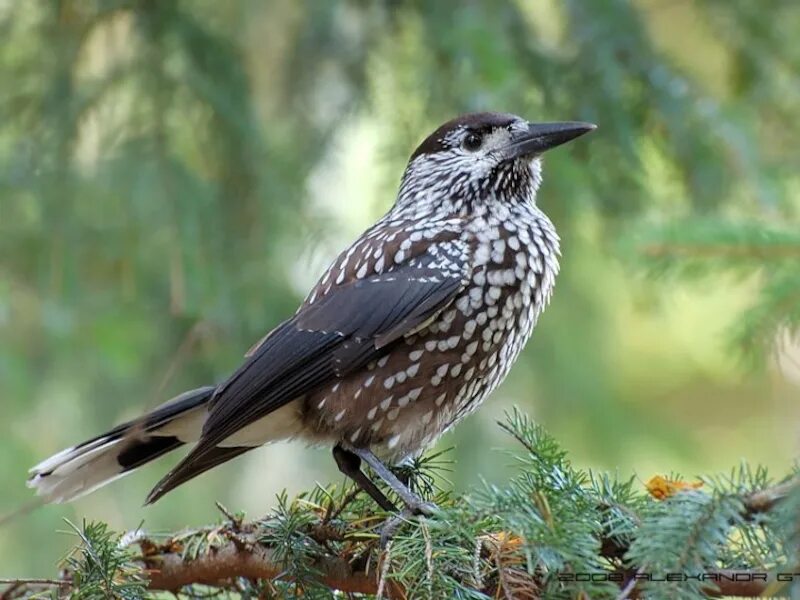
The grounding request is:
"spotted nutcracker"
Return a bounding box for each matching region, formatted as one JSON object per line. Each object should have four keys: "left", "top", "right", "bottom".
{"left": 28, "top": 112, "right": 595, "bottom": 517}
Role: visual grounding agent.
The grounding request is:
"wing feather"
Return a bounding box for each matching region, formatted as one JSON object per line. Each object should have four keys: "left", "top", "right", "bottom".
{"left": 147, "top": 243, "right": 469, "bottom": 500}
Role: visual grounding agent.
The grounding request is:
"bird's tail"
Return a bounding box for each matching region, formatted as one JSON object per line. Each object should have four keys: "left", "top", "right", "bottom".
{"left": 27, "top": 386, "right": 214, "bottom": 504}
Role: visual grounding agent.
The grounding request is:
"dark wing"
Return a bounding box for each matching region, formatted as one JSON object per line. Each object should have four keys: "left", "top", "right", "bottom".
{"left": 206, "top": 266, "right": 463, "bottom": 441}
{"left": 146, "top": 259, "right": 467, "bottom": 503}
{"left": 298, "top": 267, "right": 464, "bottom": 351}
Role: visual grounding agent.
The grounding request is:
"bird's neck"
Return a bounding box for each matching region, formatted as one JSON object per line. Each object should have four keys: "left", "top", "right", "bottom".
{"left": 389, "top": 181, "right": 550, "bottom": 233}
{"left": 392, "top": 158, "right": 543, "bottom": 219}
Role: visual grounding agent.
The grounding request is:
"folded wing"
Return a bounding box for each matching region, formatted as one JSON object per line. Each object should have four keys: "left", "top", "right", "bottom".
{"left": 146, "top": 250, "right": 468, "bottom": 503}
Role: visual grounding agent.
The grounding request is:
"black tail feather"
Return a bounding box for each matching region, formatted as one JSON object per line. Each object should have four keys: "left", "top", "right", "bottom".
{"left": 145, "top": 445, "right": 253, "bottom": 505}
{"left": 28, "top": 386, "right": 215, "bottom": 503}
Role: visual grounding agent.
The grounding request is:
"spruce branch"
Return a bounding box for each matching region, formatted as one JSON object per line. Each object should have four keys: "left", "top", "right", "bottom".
{"left": 132, "top": 475, "right": 798, "bottom": 599}
{"left": 628, "top": 220, "right": 800, "bottom": 271}
{"left": 640, "top": 242, "right": 800, "bottom": 260}
{"left": 624, "top": 219, "right": 800, "bottom": 361}
{"left": 0, "top": 578, "right": 66, "bottom": 600}
{"left": 143, "top": 538, "right": 377, "bottom": 595}
{"left": 4, "top": 414, "right": 799, "bottom": 599}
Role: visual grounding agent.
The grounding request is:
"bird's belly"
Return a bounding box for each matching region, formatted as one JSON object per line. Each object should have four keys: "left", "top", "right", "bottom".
{"left": 373, "top": 278, "right": 541, "bottom": 460}
{"left": 217, "top": 401, "right": 306, "bottom": 447}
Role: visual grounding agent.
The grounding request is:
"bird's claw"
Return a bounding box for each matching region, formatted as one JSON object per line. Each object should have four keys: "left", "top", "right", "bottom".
{"left": 409, "top": 500, "right": 436, "bottom": 516}
{"left": 379, "top": 501, "right": 438, "bottom": 548}
{"left": 380, "top": 508, "right": 414, "bottom": 548}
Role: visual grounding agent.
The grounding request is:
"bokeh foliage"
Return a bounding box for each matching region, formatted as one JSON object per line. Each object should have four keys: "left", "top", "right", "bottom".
{"left": 1, "top": 0, "right": 798, "bottom": 576}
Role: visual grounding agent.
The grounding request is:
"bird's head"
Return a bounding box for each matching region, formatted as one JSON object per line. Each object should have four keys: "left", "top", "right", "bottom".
{"left": 396, "top": 112, "right": 595, "bottom": 215}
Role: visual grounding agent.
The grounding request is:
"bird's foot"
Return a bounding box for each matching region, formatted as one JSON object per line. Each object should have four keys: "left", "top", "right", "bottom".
{"left": 334, "top": 443, "right": 438, "bottom": 545}
{"left": 390, "top": 462, "right": 414, "bottom": 487}
{"left": 379, "top": 500, "right": 438, "bottom": 548}
{"left": 406, "top": 498, "right": 436, "bottom": 516}
{"left": 380, "top": 508, "right": 412, "bottom": 548}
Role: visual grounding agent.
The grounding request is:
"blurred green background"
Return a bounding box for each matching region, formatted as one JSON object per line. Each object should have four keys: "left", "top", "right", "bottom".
{"left": 2, "top": 0, "right": 799, "bottom": 576}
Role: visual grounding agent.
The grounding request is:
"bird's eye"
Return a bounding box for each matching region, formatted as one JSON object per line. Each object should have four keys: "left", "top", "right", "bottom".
{"left": 462, "top": 132, "right": 483, "bottom": 152}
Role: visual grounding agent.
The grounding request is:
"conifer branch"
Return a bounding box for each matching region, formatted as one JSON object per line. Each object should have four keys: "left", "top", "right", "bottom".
{"left": 132, "top": 481, "right": 790, "bottom": 599}
{"left": 142, "top": 538, "right": 379, "bottom": 595}
{"left": 0, "top": 578, "right": 66, "bottom": 600}
{"left": 4, "top": 415, "right": 798, "bottom": 599}
{"left": 640, "top": 242, "right": 800, "bottom": 260}
{"left": 123, "top": 476, "right": 799, "bottom": 598}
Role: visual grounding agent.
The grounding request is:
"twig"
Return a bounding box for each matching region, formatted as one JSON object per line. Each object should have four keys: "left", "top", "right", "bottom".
{"left": 616, "top": 566, "right": 642, "bottom": 600}
{"left": 0, "top": 579, "right": 64, "bottom": 586}
{"left": 706, "top": 571, "right": 770, "bottom": 598}
{"left": 325, "top": 486, "right": 362, "bottom": 523}
{"left": 150, "top": 320, "right": 211, "bottom": 404}
{"left": 214, "top": 501, "right": 242, "bottom": 529}
{"left": 0, "top": 498, "right": 45, "bottom": 530}
{"left": 143, "top": 541, "right": 379, "bottom": 595}
{"left": 0, "top": 578, "right": 66, "bottom": 600}
{"left": 641, "top": 243, "right": 800, "bottom": 259}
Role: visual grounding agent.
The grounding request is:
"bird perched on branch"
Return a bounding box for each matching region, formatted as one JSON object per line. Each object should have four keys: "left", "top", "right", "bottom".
{"left": 28, "top": 112, "right": 595, "bottom": 519}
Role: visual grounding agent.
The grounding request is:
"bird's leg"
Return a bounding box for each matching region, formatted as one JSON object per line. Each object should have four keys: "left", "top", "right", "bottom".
{"left": 340, "top": 443, "right": 435, "bottom": 516}
{"left": 336, "top": 445, "right": 437, "bottom": 548}
{"left": 332, "top": 445, "right": 397, "bottom": 512}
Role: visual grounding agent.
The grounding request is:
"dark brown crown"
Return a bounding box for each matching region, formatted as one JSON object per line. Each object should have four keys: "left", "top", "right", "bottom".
{"left": 409, "top": 112, "right": 519, "bottom": 160}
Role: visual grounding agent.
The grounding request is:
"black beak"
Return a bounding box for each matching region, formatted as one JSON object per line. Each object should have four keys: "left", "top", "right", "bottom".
{"left": 506, "top": 121, "right": 596, "bottom": 158}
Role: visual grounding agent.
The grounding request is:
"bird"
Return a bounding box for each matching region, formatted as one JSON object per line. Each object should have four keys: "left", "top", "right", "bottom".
{"left": 28, "top": 112, "right": 595, "bottom": 517}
